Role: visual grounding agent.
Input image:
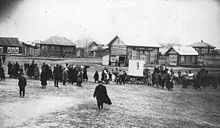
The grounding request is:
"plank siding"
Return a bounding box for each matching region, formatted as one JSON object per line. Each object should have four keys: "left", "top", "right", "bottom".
{"left": 110, "top": 38, "right": 127, "bottom": 55}
{"left": 111, "top": 45, "right": 126, "bottom": 55}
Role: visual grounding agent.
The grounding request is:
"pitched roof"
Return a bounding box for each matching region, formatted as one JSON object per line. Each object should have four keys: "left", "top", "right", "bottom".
{"left": 107, "top": 35, "right": 161, "bottom": 48}
{"left": 0, "top": 37, "right": 21, "bottom": 47}
{"left": 189, "top": 40, "right": 215, "bottom": 48}
{"left": 159, "top": 48, "right": 169, "bottom": 55}
{"left": 73, "top": 37, "right": 101, "bottom": 48}
{"left": 41, "top": 36, "right": 76, "bottom": 46}
{"left": 166, "top": 46, "right": 198, "bottom": 55}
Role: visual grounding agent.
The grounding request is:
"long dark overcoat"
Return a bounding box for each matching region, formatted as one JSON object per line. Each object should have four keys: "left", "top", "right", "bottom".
{"left": 93, "top": 84, "right": 112, "bottom": 105}
{"left": 18, "top": 75, "right": 27, "bottom": 90}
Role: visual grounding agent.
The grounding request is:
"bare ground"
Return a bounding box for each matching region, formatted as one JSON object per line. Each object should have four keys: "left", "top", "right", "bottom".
{"left": 0, "top": 78, "right": 220, "bottom": 128}
{"left": 0, "top": 56, "right": 220, "bottom": 128}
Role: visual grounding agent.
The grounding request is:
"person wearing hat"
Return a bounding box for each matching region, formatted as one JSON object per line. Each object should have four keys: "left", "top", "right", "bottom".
{"left": 93, "top": 81, "right": 112, "bottom": 110}
{"left": 18, "top": 73, "right": 27, "bottom": 98}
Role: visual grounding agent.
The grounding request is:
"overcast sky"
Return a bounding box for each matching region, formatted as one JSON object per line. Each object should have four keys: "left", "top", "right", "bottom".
{"left": 0, "top": 0, "right": 220, "bottom": 48}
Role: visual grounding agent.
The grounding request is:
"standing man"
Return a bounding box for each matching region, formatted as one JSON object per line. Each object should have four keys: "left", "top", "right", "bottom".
{"left": 83, "top": 67, "right": 88, "bottom": 81}
{"left": 53, "top": 64, "right": 60, "bottom": 87}
{"left": 18, "top": 73, "right": 27, "bottom": 98}
{"left": 40, "top": 67, "right": 48, "bottom": 89}
{"left": 93, "top": 81, "right": 112, "bottom": 110}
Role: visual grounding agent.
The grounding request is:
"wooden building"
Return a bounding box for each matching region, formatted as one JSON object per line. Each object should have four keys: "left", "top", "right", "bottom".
{"left": 164, "top": 46, "right": 198, "bottom": 66}
{"left": 85, "top": 41, "right": 104, "bottom": 57}
{"left": 76, "top": 47, "right": 85, "bottom": 58}
{"left": 21, "top": 41, "right": 40, "bottom": 56}
{"left": 107, "top": 36, "right": 160, "bottom": 67}
{"left": 0, "top": 37, "right": 22, "bottom": 55}
{"left": 189, "top": 40, "right": 215, "bottom": 55}
{"left": 39, "top": 36, "right": 76, "bottom": 58}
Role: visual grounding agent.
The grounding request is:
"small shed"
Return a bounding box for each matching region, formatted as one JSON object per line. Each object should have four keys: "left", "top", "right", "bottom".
{"left": 165, "top": 46, "right": 198, "bottom": 66}
{"left": 40, "top": 36, "right": 76, "bottom": 58}
{"left": 0, "top": 37, "right": 22, "bottom": 55}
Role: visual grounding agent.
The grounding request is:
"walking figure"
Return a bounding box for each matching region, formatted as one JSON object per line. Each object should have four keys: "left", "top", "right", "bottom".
{"left": 93, "top": 81, "right": 112, "bottom": 110}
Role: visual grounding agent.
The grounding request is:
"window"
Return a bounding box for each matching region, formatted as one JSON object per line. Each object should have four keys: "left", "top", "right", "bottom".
{"left": 110, "top": 56, "right": 116, "bottom": 62}
{"left": 7, "top": 47, "right": 11, "bottom": 53}
{"left": 140, "top": 51, "right": 143, "bottom": 55}
{"left": 0, "top": 47, "right": 3, "bottom": 53}
{"left": 202, "top": 48, "right": 208, "bottom": 54}
{"left": 180, "top": 56, "right": 185, "bottom": 63}
{"left": 11, "top": 47, "right": 16, "bottom": 53}
{"left": 15, "top": 47, "right": 19, "bottom": 53}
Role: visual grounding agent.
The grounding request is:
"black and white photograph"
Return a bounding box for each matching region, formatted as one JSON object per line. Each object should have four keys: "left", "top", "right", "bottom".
{"left": 0, "top": 0, "right": 220, "bottom": 127}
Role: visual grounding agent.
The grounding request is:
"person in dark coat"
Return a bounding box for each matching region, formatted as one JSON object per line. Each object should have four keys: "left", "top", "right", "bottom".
{"left": 83, "top": 67, "right": 88, "bottom": 81}
{"left": 193, "top": 71, "right": 201, "bottom": 90}
{"left": 94, "top": 70, "right": 99, "bottom": 83}
{"left": 18, "top": 73, "right": 27, "bottom": 98}
{"left": 93, "top": 81, "right": 112, "bottom": 110}
{"left": 120, "top": 71, "right": 127, "bottom": 85}
{"left": 53, "top": 64, "right": 60, "bottom": 87}
{"left": 73, "top": 66, "right": 78, "bottom": 83}
{"left": 48, "top": 66, "right": 53, "bottom": 80}
{"left": 14, "top": 61, "right": 20, "bottom": 78}
{"left": 7, "top": 61, "right": 13, "bottom": 78}
{"left": 41, "top": 67, "right": 48, "bottom": 89}
{"left": 0, "top": 65, "right": 5, "bottom": 80}
{"left": 68, "top": 66, "right": 74, "bottom": 84}
{"left": 28, "top": 60, "right": 35, "bottom": 78}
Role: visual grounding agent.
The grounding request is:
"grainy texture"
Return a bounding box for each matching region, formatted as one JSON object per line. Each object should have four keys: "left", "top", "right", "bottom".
{"left": 0, "top": 56, "right": 220, "bottom": 127}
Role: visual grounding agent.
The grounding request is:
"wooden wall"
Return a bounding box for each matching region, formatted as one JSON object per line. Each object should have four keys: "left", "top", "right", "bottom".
{"left": 40, "top": 45, "right": 76, "bottom": 57}
{"left": 110, "top": 38, "right": 127, "bottom": 56}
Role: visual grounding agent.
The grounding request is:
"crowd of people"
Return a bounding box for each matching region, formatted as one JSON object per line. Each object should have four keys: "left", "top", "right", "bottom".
{"left": 181, "top": 68, "right": 219, "bottom": 90}
{"left": 93, "top": 67, "right": 127, "bottom": 85}
{"left": 146, "top": 65, "right": 220, "bottom": 91}
{"left": 23, "top": 61, "right": 90, "bottom": 88}
{"left": 147, "top": 66, "right": 175, "bottom": 91}
{"left": 1, "top": 58, "right": 220, "bottom": 94}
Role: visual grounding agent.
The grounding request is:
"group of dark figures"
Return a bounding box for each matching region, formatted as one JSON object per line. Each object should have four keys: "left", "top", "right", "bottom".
{"left": 146, "top": 65, "right": 219, "bottom": 90}
{"left": 93, "top": 67, "right": 127, "bottom": 85}
{"left": 144, "top": 66, "right": 175, "bottom": 91}
{"left": 180, "top": 68, "right": 219, "bottom": 90}
{"left": 23, "top": 60, "right": 89, "bottom": 88}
